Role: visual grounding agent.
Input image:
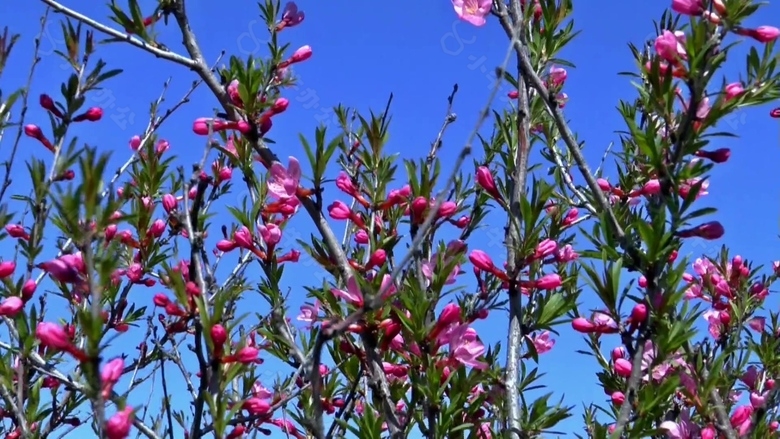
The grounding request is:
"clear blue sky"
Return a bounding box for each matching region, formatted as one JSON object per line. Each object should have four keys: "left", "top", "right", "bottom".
{"left": 1, "top": 1, "right": 780, "bottom": 437}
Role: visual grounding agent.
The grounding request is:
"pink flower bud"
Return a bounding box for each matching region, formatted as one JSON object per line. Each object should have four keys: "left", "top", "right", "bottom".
{"left": 367, "top": 249, "right": 387, "bottom": 268}
{"left": 354, "top": 230, "right": 369, "bottom": 244}
{"left": 128, "top": 135, "right": 142, "bottom": 150}
{"left": 614, "top": 358, "right": 632, "bottom": 378}
{"left": 259, "top": 224, "right": 282, "bottom": 245}
{"left": 724, "top": 83, "right": 744, "bottom": 101}
{"left": 192, "top": 118, "right": 210, "bottom": 135}
{"left": 21, "top": 279, "right": 36, "bottom": 301}
{"left": 533, "top": 239, "right": 558, "bottom": 259}
{"left": 0, "top": 261, "right": 15, "bottom": 279}
{"left": 233, "top": 226, "right": 254, "bottom": 249}
{"left": 534, "top": 274, "right": 562, "bottom": 290}
{"left": 153, "top": 294, "right": 169, "bottom": 307}
{"left": 328, "top": 200, "right": 352, "bottom": 220}
{"left": 476, "top": 166, "right": 502, "bottom": 201}
{"left": 24, "top": 124, "right": 43, "bottom": 139}
{"left": 671, "top": 0, "right": 704, "bottom": 16}
{"left": 750, "top": 26, "right": 780, "bottom": 43}
{"left": 630, "top": 304, "right": 648, "bottom": 324}
{"left": 5, "top": 224, "right": 28, "bottom": 239}
{"left": 162, "top": 194, "right": 177, "bottom": 213}
{"left": 468, "top": 250, "right": 495, "bottom": 273}
{"left": 291, "top": 45, "right": 312, "bottom": 63}
{"left": 242, "top": 397, "right": 271, "bottom": 415}
{"left": 678, "top": 221, "right": 724, "bottom": 240}
{"left": 36, "top": 322, "right": 72, "bottom": 350}
{"left": 147, "top": 219, "right": 166, "bottom": 238}
{"left": 211, "top": 324, "right": 228, "bottom": 346}
{"left": 216, "top": 240, "right": 237, "bottom": 252}
{"left": 105, "top": 407, "right": 134, "bottom": 439}
{"left": 611, "top": 391, "right": 625, "bottom": 405}
{"left": 571, "top": 317, "right": 596, "bottom": 333}
{"left": 437, "top": 201, "right": 457, "bottom": 218}
{"left": 272, "top": 98, "right": 289, "bottom": 114}
{"left": 0, "top": 297, "right": 23, "bottom": 317}
{"left": 235, "top": 346, "right": 259, "bottom": 364}
{"left": 611, "top": 347, "right": 626, "bottom": 361}
{"left": 74, "top": 107, "right": 103, "bottom": 122}
{"left": 407, "top": 196, "right": 426, "bottom": 217}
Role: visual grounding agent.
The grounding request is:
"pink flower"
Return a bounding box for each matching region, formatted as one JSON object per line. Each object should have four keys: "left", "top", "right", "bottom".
{"left": 671, "top": 0, "right": 703, "bottom": 15}
{"left": 101, "top": 358, "right": 124, "bottom": 398}
{"left": 105, "top": 407, "right": 134, "bottom": 439}
{"left": 331, "top": 276, "right": 363, "bottom": 306}
{"left": 448, "top": 324, "right": 488, "bottom": 370}
{"left": 451, "top": 0, "right": 492, "bottom": 26}
{"left": 750, "top": 26, "right": 780, "bottom": 43}
{"left": 655, "top": 30, "right": 687, "bottom": 63}
{"left": 468, "top": 250, "right": 495, "bottom": 272}
{"left": 235, "top": 346, "right": 260, "bottom": 364}
{"left": 533, "top": 239, "right": 557, "bottom": 260}
{"left": 677, "top": 221, "right": 724, "bottom": 240}
{"left": 614, "top": 358, "right": 633, "bottom": 377}
{"left": 281, "top": 2, "right": 305, "bottom": 27}
{"left": 36, "top": 322, "right": 72, "bottom": 350}
{"left": 660, "top": 409, "right": 698, "bottom": 439}
{"left": 328, "top": 200, "right": 352, "bottom": 220}
{"left": 0, "top": 297, "right": 23, "bottom": 317}
{"left": 297, "top": 301, "right": 320, "bottom": 327}
{"left": 36, "top": 253, "right": 85, "bottom": 283}
{"left": 548, "top": 66, "right": 567, "bottom": 87}
{"left": 534, "top": 274, "right": 562, "bottom": 290}
{"left": 258, "top": 223, "right": 282, "bottom": 245}
{"left": 0, "top": 261, "right": 14, "bottom": 279}
{"left": 555, "top": 245, "right": 578, "bottom": 263}
{"left": 724, "top": 82, "right": 744, "bottom": 101}
{"left": 242, "top": 397, "right": 272, "bottom": 415}
{"left": 335, "top": 172, "right": 358, "bottom": 196}
{"left": 267, "top": 157, "right": 301, "bottom": 201}
{"left": 529, "top": 331, "right": 555, "bottom": 354}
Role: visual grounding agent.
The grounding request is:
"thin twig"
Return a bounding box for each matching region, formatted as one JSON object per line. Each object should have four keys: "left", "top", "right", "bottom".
{"left": 39, "top": 0, "right": 197, "bottom": 68}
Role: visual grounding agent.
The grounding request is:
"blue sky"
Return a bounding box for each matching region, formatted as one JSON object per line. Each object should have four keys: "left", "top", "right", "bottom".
{"left": 1, "top": 0, "right": 780, "bottom": 437}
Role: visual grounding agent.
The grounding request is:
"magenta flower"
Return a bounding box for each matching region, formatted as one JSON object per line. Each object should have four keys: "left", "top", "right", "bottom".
{"left": 268, "top": 157, "right": 301, "bottom": 200}
{"left": 331, "top": 276, "right": 363, "bottom": 306}
{"left": 448, "top": 324, "right": 488, "bottom": 370}
{"left": 451, "top": 0, "right": 492, "bottom": 26}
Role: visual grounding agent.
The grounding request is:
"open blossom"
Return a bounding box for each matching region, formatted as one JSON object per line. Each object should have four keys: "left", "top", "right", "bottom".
{"left": 451, "top": 0, "right": 492, "bottom": 26}
{"left": 660, "top": 409, "right": 699, "bottom": 439}
{"left": 528, "top": 331, "right": 555, "bottom": 355}
{"left": 448, "top": 324, "right": 488, "bottom": 370}
{"left": 331, "top": 276, "right": 364, "bottom": 306}
{"left": 655, "top": 30, "right": 687, "bottom": 63}
{"left": 268, "top": 157, "right": 301, "bottom": 200}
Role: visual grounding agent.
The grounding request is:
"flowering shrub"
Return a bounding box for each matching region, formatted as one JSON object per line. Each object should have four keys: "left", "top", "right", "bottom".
{"left": 0, "top": 0, "right": 779, "bottom": 438}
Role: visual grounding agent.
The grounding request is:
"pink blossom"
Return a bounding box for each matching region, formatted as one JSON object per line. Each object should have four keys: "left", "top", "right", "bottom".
{"left": 655, "top": 30, "right": 687, "bottom": 62}
{"left": 297, "top": 301, "right": 320, "bottom": 327}
{"left": 529, "top": 331, "right": 555, "bottom": 355}
{"left": 105, "top": 407, "right": 134, "bottom": 439}
{"left": 37, "top": 253, "right": 84, "bottom": 283}
{"left": 451, "top": 0, "right": 492, "bottom": 26}
{"left": 331, "top": 276, "right": 363, "bottom": 306}
{"left": 660, "top": 409, "right": 699, "bottom": 439}
{"left": 0, "top": 297, "right": 23, "bottom": 317}
{"left": 258, "top": 223, "right": 282, "bottom": 245}
{"left": 448, "top": 324, "right": 488, "bottom": 370}
{"left": 267, "top": 157, "right": 302, "bottom": 201}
